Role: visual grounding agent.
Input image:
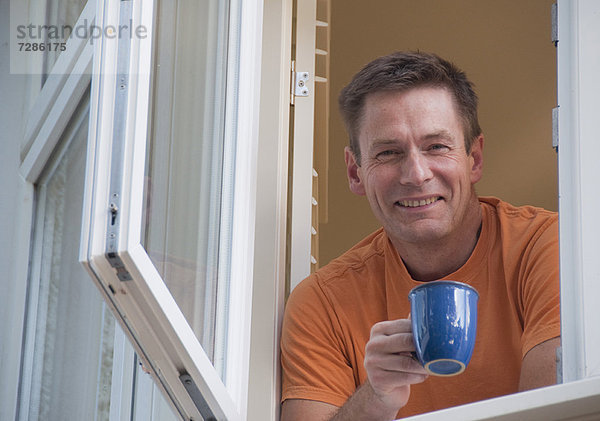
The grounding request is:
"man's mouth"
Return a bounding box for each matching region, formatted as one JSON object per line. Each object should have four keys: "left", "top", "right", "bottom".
{"left": 396, "top": 196, "right": 441, "bottom": 208}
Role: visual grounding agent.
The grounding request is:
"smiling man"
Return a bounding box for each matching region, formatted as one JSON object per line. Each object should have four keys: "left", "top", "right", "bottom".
{"left": 280, "top": 52, "right": 560, "bottom": 420}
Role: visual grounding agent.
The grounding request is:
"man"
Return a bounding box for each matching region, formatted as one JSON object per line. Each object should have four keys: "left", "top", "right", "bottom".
{"left": 280, "top": 52, "right": 560, "bottom": 420}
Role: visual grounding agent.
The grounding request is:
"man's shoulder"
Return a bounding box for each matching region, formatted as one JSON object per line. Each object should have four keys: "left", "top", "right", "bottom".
{"left": 285, "top": 228, "right": 389, "bottom": 326}
{"left": 479, "top": 196, "right": 558, "bottom": 254}
{"left": 292, "top": 228, "right": 388, "bottom": 299}
{"left": 480, "top": 196, "right": 558, "bottom": 226}
{"left": 316, "top": 228, "right": 387, "bottom": 283}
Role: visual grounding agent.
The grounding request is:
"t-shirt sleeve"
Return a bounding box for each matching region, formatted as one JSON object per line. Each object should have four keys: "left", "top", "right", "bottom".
{"left": 280, "top": 275, "right": 356, "bottom": 407}
{"left": 519, "top": 216, "right": 561, "bottom": 357}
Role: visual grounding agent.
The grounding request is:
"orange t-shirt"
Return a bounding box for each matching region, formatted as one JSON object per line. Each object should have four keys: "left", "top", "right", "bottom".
{"left": 280, "top": 197, "right": 560, "bottom": 418}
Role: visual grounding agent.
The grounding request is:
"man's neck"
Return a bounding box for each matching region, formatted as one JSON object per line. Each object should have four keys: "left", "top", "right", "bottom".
{"left": 390, "top": 200, "right": 483, "bottom": 282}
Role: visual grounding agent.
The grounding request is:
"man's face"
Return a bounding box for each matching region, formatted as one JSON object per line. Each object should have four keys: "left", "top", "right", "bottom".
{"left": 345, "top": 86, "right": 484, "bottom": 246}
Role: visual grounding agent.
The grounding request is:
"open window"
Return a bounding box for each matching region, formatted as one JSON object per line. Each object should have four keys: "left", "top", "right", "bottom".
{"left": 80, "top": 0, "right": 263, "bottom": 418}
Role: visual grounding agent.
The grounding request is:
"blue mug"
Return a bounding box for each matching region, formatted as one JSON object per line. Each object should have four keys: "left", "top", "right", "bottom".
{"left": 408, "top": 281, "right": 479, "bottom": 376}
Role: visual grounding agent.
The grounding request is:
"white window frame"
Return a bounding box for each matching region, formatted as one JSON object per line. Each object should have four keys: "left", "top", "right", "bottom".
{"left": 288, "top": 0, "right": 317, "bottom": 289}
{"left": 79, "top": 0, "right": 264, "bottom": 419}
{"left": 243, "top": 0, "right": 294, "bottom": 418}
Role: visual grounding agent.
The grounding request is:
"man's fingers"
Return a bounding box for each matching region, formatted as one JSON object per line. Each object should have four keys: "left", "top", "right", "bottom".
{"left": 370, "top": 319, "right": 412, "bottom": 337}
{"left": 369, "top": 369, "right": 429, "bottom": 388}
{"left": 365, "top": 350, "right": 427, "bottom": 375}
{"left": 366, "top": 331, "right": 417, "bottom": 355}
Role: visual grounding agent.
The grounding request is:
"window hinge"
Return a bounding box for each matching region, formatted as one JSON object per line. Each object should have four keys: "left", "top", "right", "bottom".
{"left": 106, "top": 252, "right": 133, "bottom": 282}
{"left": 551, "top": 3, "right": 558, "bottom": 46}
{"left": 552, "top": 106, "right": 559, "bottom": 152}
{"left": 180, "top": 373, "right": 217, "bottom": 421}
{"left": 290, "top": 60, "right": 310, "bottom": 105}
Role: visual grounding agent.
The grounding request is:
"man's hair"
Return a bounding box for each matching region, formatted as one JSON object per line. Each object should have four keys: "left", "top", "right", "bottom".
{"left": 338, "top": 51, "right": 482, "bottom": 164}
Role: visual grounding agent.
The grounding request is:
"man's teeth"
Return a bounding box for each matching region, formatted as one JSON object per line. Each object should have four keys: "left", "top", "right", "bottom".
{"left": 398, "top": 197, "right": 439, "bottom": 208}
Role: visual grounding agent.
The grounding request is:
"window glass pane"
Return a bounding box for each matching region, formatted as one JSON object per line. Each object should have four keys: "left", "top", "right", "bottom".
{"left": 42, "top": 0, "right": 87, "bottom": 79}
{"left": 19, "top": 92, "right": 115, "bottom": 421}
{"left": 142, "top": 0, "right": 231, "bottom": 375}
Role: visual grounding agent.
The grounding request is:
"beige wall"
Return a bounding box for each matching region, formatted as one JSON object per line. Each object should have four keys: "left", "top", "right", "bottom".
{"left": 319, "top": 0, "right": 557, "bottom": 265}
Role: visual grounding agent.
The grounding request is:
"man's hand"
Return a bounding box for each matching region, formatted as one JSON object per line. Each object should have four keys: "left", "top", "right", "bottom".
{"left": 361, "top": 319, "right": 429, "bottom": 413}
{"left": 281, "top": 319, "right": 428, "bottom": 421}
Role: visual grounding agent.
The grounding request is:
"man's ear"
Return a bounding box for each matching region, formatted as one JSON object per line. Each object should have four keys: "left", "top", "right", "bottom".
{"left": 345, "top": 147, "right": 366, "bottom": 196}
{"left": 469, "top": 135, "right": 484, "bottom": 184}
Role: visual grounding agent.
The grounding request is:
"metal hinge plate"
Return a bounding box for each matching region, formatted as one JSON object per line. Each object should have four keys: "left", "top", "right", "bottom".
{"left": 294, "top": 71, "right": 310, "bottom": 97}
{"left": 179, "top": 373, "right": 217, "bottom": 420}
{"left": 291, "top": 61, "right": 310, "bottom": 104}
{"left": 106, "top": 252, "right": 133, "bottom": 281}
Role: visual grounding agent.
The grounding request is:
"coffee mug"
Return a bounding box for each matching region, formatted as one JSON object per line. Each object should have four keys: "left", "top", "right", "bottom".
{"left": 408, "top": 281, "right": 479, "bottom": 376}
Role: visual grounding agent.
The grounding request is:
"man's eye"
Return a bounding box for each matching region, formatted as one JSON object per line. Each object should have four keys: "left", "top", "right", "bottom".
{"left": 376, "top": 150, "right": 396, "bottom": 158}
{"left": 430, "top": 144, "right": 449, "bottom": 152}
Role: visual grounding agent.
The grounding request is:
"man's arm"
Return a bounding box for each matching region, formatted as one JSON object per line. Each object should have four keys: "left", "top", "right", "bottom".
{"left": 518, "top": 336, "right": 560, "bottom": 391}
{"left": 281, "top": 336, "right": 560, "bottom": 421}
{"left": 518, "top": 215, "right": 560, "bottom": 392}
{"left": 281, "top": 399, "right": 338, "bottom": 421}
{"left": 281, "top": 335, "right": 561, "bottom": 420}
{"left": 280, "top": 381, "right": 400, "bottom": 421}
{"left": 281, "top": 319, "right": 428, "bottom": 421}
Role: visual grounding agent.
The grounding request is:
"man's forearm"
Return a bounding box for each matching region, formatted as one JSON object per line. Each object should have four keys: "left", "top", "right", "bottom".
{"left": 329, "top": 381, "right": 401, "bottom": 421}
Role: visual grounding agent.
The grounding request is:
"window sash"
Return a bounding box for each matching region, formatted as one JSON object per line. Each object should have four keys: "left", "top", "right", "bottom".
{"left": 80, "top": 0, "right": 264, "bottom": 418}
{"left": 141, "top": 0, "right": 233, "bottom": 371}
{"left": 9, "top": 0, "right": 256, "bottom": 419}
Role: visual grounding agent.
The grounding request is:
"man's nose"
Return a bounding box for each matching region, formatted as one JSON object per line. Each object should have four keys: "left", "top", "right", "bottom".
{"left": 399, "top": 151, "right": 433, "bottom": 186}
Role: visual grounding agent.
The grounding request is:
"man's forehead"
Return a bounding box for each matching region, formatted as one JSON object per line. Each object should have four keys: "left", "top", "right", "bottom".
{"left": 362, "top": 86, "right": 454, "bottom": 109}
{"left": 357, "top": 87, "right": 465, "bottom": 150}
{"left": 360, "top": 87, "right": 459, "bottom": 130}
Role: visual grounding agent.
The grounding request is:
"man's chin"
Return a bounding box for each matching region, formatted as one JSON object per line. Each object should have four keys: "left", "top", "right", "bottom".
{"left": 386, "top": 223, "right": 448, "bottom": 245}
